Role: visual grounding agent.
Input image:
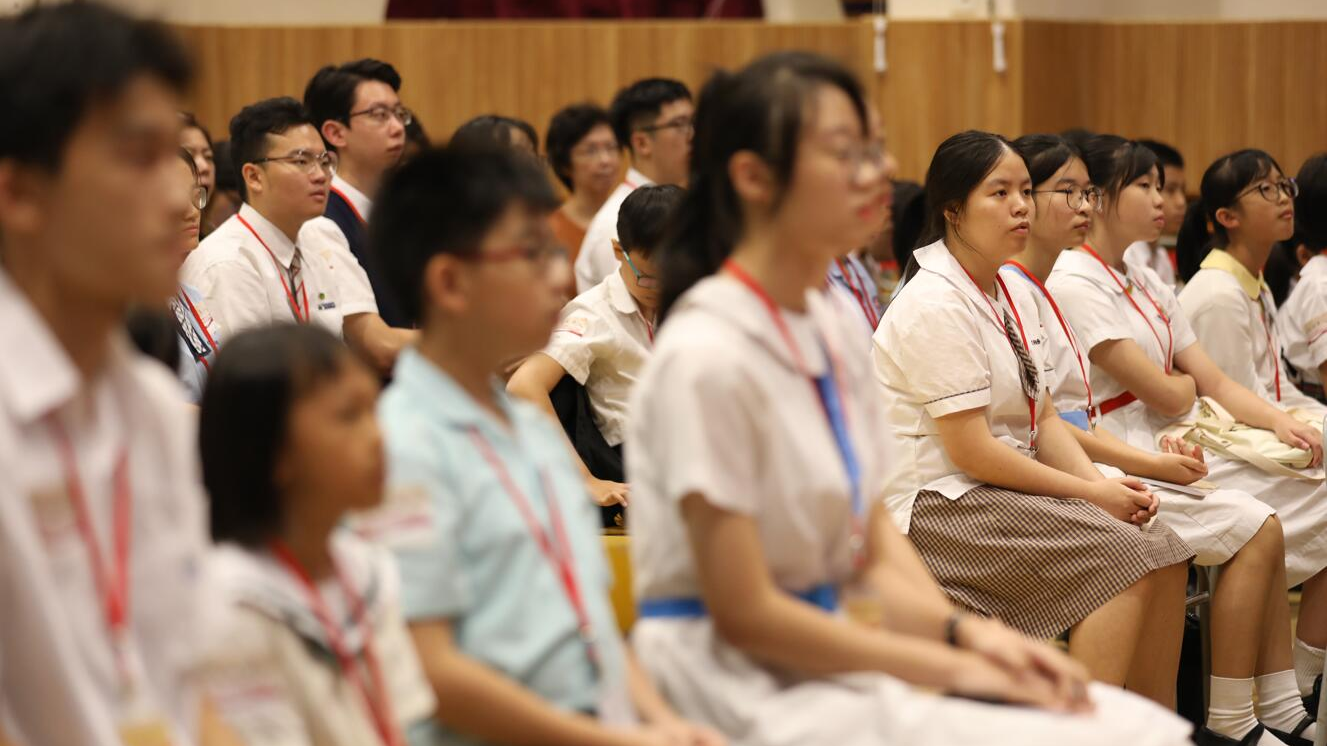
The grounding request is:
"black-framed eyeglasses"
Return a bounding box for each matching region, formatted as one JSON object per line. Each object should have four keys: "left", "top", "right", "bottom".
{"left": 252, "top": 150, "right": 338, "bottom": 177}
{"left": 1236, "top": 178, "right": 1298, "bottom": 203}
{"left": 617, "top": 243, "right": 659, "bottom": 289}
{"left": 1033, "top": 185, "right": 1101, "bottom": 211}
{"left": 637, "top": 116, "right": 694, "bottom": 136}
{"left": 190, "top": 184, "right": 209, "bottom": 211}
{"left": 348, "top": 104, "right": 414, "bottom": 127}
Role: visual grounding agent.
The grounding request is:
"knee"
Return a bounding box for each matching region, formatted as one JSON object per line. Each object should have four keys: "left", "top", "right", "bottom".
{"left": 1244, "top": 515, "right": 1287, "bottom": 558}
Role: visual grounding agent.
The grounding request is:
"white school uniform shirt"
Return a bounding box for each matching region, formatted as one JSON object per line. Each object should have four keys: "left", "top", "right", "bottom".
{"left": 181, "top": 204, "right": 372, "bottom": 339}
{"left": 1124, "top": 240, "right": 1178, "bottom": 288}
{"left": 542, "top": 269, "right": 653, "bottom": 447}
{"left": 0, "top": 270, "right": 210, "bottom": 745}
{"left": 300, "top": 175, "right": 380, "bottom": 316}
{"left": 1277, "top": 253, "right": 1327, "bottom": 388}
{"left": 999, "top": 264, "right": 1091, "bottom": 416}
{"left": 573, "top": 168, "right": 651, "bottom": 294}
{"left": 1046, "top": 249, "right": 1199, "bottom": 449}
{"left": 873, "top": 241, "right": 1053, "bottom": 533}
{"left": 1180, "top": 249, "right": 1321, "bottom": 411}
{"left": 626, "top": 267, "right": 1195, "bottom": 746}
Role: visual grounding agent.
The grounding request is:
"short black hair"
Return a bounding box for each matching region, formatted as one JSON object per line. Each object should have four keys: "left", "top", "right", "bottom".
{"left": 371, "top": 145, "right": 559, "bottom": 325}
{"left": 1138, "top": 139, "right": 1185, "bottom": 170}
{"left": 212, "top": 140, "right": 240, "bottom": 193}
{"left": 617, "top": 184, "right": 683, "bottom": 259}
{"left": 451, "top": 114, "right": 538, "bottom": 152}
{"left": 303, "top": 58, "right": 402, "bottom": 150}
{"left": 545, "top": 103, "right": 616, "bottom": 191}
{"left": 201, "top": 324, "right": 349, "bottom": 548}
{"left": 0, "top": 3, "right": 191, "bottom": 171}
{"left": 228, "top": 97, "right": 317, "bottom": 198}
{"left": 1296, "top": 153, "right": 1327, "bottom": 254}
{"left": 609, "top": 78, "right": 691, "bottom": 153}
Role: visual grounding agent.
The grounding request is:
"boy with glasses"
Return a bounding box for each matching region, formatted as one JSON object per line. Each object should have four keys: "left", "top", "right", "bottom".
{"left": 510, "top": 185, "right": 680, "bottom": 512}
{"left": 574, "top": 78, "right": 692, "bottom": 293}
{"left": 182, "top": 97, "right": 383, "bottom": 361}
{"left": 304, "top": 59, "right": 420, "bottom": 361}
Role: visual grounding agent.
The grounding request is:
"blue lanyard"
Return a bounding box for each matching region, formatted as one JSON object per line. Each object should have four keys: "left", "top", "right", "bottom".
{"left": 813, "top": 360, "right": 863, "bottom": 523}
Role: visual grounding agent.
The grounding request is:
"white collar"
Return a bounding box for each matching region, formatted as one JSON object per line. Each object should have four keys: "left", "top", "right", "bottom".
{"left": 622, "top": 167, "right": 653, "bottom": 191}
{"left": 0, "top": 268, "right": 138, "bottom": 426}
{"left": 331, "top": 175, "right": 373, "bottom": 221}
{"left": 238, "top": 203, "right": 299, "bottom": 268}
{"left": 605, "top": 269, "right": 641, "bottom": 316}
{"left": 913, "top": 240, "right": 1007, "bottom": 315}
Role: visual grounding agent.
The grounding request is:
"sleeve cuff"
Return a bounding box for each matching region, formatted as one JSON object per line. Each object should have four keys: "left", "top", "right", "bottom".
{"left": 923, "top": 386, "right": 992, "bottom": 418}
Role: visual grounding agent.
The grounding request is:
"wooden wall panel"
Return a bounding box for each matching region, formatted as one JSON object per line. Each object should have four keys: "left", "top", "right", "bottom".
{"left": 1022, "top": 20, "right": 1327, "bottom": 183}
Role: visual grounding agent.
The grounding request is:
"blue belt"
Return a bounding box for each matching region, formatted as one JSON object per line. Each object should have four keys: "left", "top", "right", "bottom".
{"left": 638, "top": 584, "right": 838, "bottom": 619}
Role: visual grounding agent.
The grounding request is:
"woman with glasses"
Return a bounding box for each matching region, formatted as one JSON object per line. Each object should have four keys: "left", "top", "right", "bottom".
{"left": 546, "top": 103, "right": 624, "bottom": 265}
{"left": 168, "top": 147, "right": 223, "bottom": 402}
{"left": 509, "top": 185, "right": 677, "bottom": 515}
{"left": 1049, "top": 137, "right": 1327, "bottom": 746}
{"left": 1006, "top": 136, "right": 1313, "bottom": 746}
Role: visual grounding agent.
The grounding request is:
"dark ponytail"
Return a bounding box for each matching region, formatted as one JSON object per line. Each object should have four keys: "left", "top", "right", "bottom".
{"left": 656, "top": 51, "right": 867, "bottom": 322}
{"left": 1177, "top": 148, "right": 1283, "bottom": 281}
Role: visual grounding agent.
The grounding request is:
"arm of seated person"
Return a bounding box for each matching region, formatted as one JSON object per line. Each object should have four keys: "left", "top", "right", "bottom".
{"left": 623, "top": 652, "right": 726, "bottom": 746}
{"left": 342, "top": 312, "right": 417, "bottom": 376}
{"left": 681, "top": 494, "right": 1086, "bottom": 711}
{"left": 1087, "top": 338, "right": 1197, "bottom": 419}
{"left": 507, "top": 353, "right": 628, "bottom": 507}
{"left": 934, "top": 404, "right": 1154, "bottom": 525}
{"left": 410, "top": 619, "right": 665, "bottom": 746}
{"left": 1174, "top": 343, "right": 1322, "bottom": 465}
{"left": 1068, "top": 423, "right": 1208, "bottom": 486}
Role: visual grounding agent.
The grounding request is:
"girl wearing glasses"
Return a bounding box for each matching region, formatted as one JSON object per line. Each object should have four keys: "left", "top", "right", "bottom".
{"left": 169, "top": 147, "right": 223, "bottom": 402}
{"left": 1006, "top": 136, "right": 1314, "bottom": 746}
{"left": 1049, "top": 137, "right": 1327, "bottom": 746}
{"left": 509, "top": 185, "right": 676, "bottom": 514}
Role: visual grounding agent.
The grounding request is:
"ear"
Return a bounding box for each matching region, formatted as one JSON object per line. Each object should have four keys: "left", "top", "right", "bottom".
{"left": 242, "top": 163, "right": 265, "bottom": 200}
{"left": 1214, "top": 205, "right": 1240, "bottom": 232}
{"left": 611, "top": 239, "right": 625, "bottom": 261}
{"left": 321, "top": 120, "right": 350, "bottom": 151}
{"left": 630, "top": 131, "right": 653, "bottom": 159}
{"left": 728, "top": 150, "right": 774, "bottom": 208}
{"left": 0, "top": 160, "right": 50, "bottom": 239}
{"left": 943, "top": 204, "right": 960, "bottom": 228}
{"left": 421, "top": 253, "right": 472, "bottom": 317}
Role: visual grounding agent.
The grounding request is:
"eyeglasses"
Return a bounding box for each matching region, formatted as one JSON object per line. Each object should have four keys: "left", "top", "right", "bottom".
{"left": 467, "top": 243, "right": 568, "bottom": 270}
{"left": 252, "top": 150, "right": 338, "bottom": 177}
{"left": 620, "top": 247, "right": 659, "bottom": 289}
{"left": 190, "top": 184, "right": 210, "bottom": 211}
{"left": 348, "top": 104, "right": 414, "bottom": 127}
{"left": 637, "top": 116, "right": 694, "bottom": 137}
{"left": 819, "top": 140, "right": 887, "bottom": 182}
{"left": 1236, "top": 178, "right": 1299, "bottom": 203}
{"left": 570, "top": 142, "right": 622, "bottom": 161}
{"left": 1033, "top": 185, "right": 1101, "bottom": 211}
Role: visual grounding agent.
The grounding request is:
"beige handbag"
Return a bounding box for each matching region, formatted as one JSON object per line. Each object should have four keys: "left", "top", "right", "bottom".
{"left": 1155, "top": 396, "right": 1324, "bottom": 481}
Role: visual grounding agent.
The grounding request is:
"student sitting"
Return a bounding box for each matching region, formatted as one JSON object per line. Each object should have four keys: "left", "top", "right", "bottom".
{"left": 1277, "top": 154, "right": 1327, "bottom": 405}
{"left": 365, "top": 145, "right": 723, "bottom": 746}
{"left": 875, "top": 130, "right": 1193, "bottom": 706}
{"left": 1006, "top": 134, "right": 1316, "bottom": 746}
{"left": 198, "top": 324, "right": 436, "bottom": 746}
{"left": 508, "top": 184, "right": 678, "bottom": 510}
{"left": 1124, "top": 139, "right": 1186, "bottom": 288}
{"left": 167, "top": 147, "right": 222, "bottom": 402}
{"left": 1176, "top": 148, "right": 1327, "bottom": 733}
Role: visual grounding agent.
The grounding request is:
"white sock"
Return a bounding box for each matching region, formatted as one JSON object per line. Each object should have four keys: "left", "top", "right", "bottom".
{"left": 1257, "top": 669, "right": 1318, "bottom": 742}
{"left": 1208, "top": 676, "right": 1263, "bottom": 741}
{"left": 1293, "top": 638, "right": 1324, "bottom": 695}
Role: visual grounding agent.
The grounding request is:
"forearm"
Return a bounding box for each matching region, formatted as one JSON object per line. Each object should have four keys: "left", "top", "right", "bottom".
{"left": 1069, "top": 424, "right": 1157, "bottom": 477}
{"left": 951, "top": 429, "right": 1097, "bottom": 500}
{"left": 624, "top": 652, "right": 679, "bottom": 727}
{"left": 420, "top": 645, "right": 631, "bottom": 746}
{"left": 864, "top": 504, "right": 953, "bottom": 635}
{"left": 1207, "top": 374, "right": 1285, "bottom": 429}
{"left": 1032, "top": 413, "right": 1100, "bottom": 481}
{"left": 506, "top": 379, "right": 594, "bottom": 480}
{"left": 343, "top": 313, "right": 415, "bottom": 375}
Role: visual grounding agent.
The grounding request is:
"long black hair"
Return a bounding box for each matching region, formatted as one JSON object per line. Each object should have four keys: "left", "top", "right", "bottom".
{"left": 1011, "top": 133, "right": 1080, "bottom": 188}
{"left": 656, "top": 51, "right": 867, "bottom": 322}
{"left": 201, "top": 324, "right": 349, "bottom": 547}
{"left": 1176, "top": 149, "right": 1284, "bottom": 280}
{"left": 1296, "top": 153, "right": 1327, "bottom": 255}
{"left": 1080, "top": 134, "right": 1162, "bottom": 207}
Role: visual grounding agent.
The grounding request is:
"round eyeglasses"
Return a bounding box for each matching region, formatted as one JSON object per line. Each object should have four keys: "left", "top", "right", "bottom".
{"left": 1032, "top": 185, "right": 1101, "bottom": 211}
{"left": 1236, "top": 178, "right": 1298, "bottom": 204}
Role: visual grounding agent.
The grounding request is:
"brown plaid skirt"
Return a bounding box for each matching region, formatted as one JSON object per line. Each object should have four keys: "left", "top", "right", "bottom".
{"left": 908, "top": 486, "right": 1195, "bottom": 639}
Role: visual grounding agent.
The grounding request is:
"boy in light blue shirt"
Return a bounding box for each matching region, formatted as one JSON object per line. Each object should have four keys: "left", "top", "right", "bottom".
{"left": 365, "top": 146, "right": 722, "bottom": 746}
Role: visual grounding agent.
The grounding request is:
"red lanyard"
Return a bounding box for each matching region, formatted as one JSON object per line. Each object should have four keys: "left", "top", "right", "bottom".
{"left": 237, "top": 214, "right": 310, "bottom": 324}
{"left": 48, "top": 419, "right": 135, "bottom": 684}
{"left": 269, "top": 541, "right": 402, "bottom": 746}
{"left": 958, "top": 265, "right": 1039, "bottom": 450}
{"left": 330, "top": 185, "right": 367, "bottom": 226}
{"left": 1257, "top": 289, "right": 1282, "bottom": 401}
{"left": 1081, "top": 244, "right": 1173, "bottom": 372}
{"left": 833, "top": 258, "right": 880, "bottom": 328}
{"left": 467, "top": 428, "right": 599, "bottom": 671}
{"left": 178, "top": 290, "right": 219, "bottom": 370}
{"left": 1004, "top": 261, "right": 1094, "bottom": 421}
{"left": 641, "top": 315, "right": 655, "bottom": 345}
{"left": 722, "top": 259, "right": 867, "bottom": 567}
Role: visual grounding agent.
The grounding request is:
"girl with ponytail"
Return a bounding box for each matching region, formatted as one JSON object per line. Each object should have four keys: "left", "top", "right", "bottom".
{"left": 628, "top": 53, "right": 1191, "bottom": 746}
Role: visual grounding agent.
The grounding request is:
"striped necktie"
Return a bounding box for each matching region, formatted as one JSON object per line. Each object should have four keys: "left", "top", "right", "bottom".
{"left": 287, "top": 247, "right": 305, "bottom": 320}
{"left": 1003, "top": 308, "right": 1040, "bottom": 401}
